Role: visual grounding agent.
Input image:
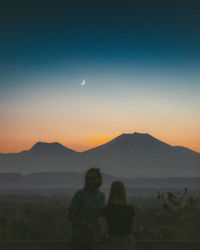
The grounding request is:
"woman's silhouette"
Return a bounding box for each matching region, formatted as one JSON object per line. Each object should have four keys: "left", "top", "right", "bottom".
{"left": 99, "top": 181, "right": 136, "bottom": 250}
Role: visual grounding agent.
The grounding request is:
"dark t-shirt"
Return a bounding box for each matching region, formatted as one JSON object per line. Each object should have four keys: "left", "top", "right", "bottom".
{"left": 68, "top": 189, "right": 105, "bottom": 242}
{"left": 102, "top": 204, "right": 135, "bottom": 236}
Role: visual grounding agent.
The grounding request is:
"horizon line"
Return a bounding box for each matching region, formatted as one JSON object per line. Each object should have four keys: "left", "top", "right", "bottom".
{"left": 1, "top": 132, "right": 200, "bottom": 154}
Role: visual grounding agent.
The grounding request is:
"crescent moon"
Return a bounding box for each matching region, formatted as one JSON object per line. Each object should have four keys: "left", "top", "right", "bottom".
{"left": 81, "top": 80, "right": 86, "bottom": 86}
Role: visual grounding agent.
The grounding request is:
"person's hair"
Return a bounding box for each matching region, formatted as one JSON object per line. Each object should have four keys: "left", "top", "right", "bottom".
{"left": 108, "top": 181, "right": 127, "bottom": 205}
{"left": 84, "top": 168, "right": 102, "bottom": 189}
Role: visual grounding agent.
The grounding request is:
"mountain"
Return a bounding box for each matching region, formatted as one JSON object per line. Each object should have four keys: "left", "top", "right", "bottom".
{"left": 0, "top": 133, "right": 200, "bottom": 177}
{"left": 81, "top": 132, "right": 200, "bottom": 177}
{"left": 29, "top": 142, "right": 77, "bottom": 154}
{"left": 0, "top": 142, "right": 82, "bottom": 174}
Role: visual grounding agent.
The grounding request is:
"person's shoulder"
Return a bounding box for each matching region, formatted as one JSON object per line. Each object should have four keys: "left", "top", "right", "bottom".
{"left": 97, "top": 190, "right": 105, "bottom": 198}
{"left": 78, "top": 188, "right": 85, "bottom": 194}
{"left": 95, "top": 190, "right": 105, "bottom": 202}
{"left": 68, "top": 189, "right": 85, "bottom": 212}
{"left": 73, "top": 189, "right": 85, "bottom": 198}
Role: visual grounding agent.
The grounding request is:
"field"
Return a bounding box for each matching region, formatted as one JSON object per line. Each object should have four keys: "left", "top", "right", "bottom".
{"left": 1, "top": 188, "right": 200, "bottom": 242}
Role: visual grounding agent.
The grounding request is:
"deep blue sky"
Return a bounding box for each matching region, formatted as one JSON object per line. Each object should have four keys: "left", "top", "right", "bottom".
{"left": 1, "top": 0, "right": 200, "bottom": 153}
{"left": 1, "top": 0, "right": 200, "bottom": 81}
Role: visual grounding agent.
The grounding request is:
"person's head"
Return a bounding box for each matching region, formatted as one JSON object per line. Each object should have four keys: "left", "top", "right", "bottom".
{"left": 108, "top": 181, "right": 127, "bottom": 205}
{"left": 84, "top": 168, "right": 102, "bottom": 192}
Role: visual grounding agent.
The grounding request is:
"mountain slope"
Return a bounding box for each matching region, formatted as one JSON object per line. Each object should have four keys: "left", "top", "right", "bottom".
{"left": 0, "top": 142, "right": 81, "bottom": 174}
{"left": 29, "top": 142, "right": 77, "bottom": 154}
{"left": 0, "top": 133, "right": 199, "bottom": 177}
{"left": 81, "top": 133, "right": 200, "bottom": 177}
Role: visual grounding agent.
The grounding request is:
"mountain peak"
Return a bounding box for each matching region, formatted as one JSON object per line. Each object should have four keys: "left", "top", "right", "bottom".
{"left": 86, "top": 132, "right": 170, "bottom": 152}
{"left": 117, "top": 132, "right": 154, "bottom": 141}
{"left": 133, "top": 132, "right": 150, "bottom": 136}
{"left": 30, "top": 142, "right": 75, "bottom": 154}
{"left": 118, "top": 132, "right": 171, "bottom": 147}
{"left": 121, "top": 132, "right": 151, "bottom": 137}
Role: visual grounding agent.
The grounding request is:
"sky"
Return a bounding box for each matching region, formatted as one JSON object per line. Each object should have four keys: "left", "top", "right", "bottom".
{"left": 0, "top": 0, "right": 200, "bottom": 153}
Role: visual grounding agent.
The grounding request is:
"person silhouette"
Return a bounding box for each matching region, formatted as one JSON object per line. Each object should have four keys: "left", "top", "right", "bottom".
{"left": 68, "top": 168, "right": 105, "bottom": 250}
{"left": 99, "top": 181, "right": 136, "bottom": 250}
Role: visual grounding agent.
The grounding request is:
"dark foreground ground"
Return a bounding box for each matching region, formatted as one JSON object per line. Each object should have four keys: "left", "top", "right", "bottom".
{"left": 0, "top": 188, "right": 200, "bottom": 249}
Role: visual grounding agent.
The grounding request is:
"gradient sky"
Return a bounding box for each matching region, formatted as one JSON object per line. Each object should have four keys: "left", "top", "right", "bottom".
{"left": 1, "top": 0, "right": 200, "bottom": 153}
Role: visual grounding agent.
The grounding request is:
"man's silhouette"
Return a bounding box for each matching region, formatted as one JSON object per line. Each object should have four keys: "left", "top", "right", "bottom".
{"left": 68, "top": 168, "right": 105, "bottom": 250}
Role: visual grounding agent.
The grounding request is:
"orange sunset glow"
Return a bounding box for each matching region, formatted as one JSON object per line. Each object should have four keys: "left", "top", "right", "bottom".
{"left": 1, "top": 82, "right": 200, "bottom": 154}
{"left": 0, "top": 128, "right": 199, "bottom": 154}
{"left": 1, "top": 0, "right": 200, "bottom": 156}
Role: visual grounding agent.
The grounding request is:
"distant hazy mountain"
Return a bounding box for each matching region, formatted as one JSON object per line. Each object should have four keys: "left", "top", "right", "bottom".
{"left": 29, "top": 142, "right": 77, "bottom": 154}
{"left": 0, "top": 133, "right": 200, "bottom": 177}
{"left": 0, "top": 142, "right": 82, "bottom": 174}
{"left": 1, "top": 172, "right": 200, "bottom": 189}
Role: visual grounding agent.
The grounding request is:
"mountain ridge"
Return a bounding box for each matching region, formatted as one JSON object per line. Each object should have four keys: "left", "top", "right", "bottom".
{"left": 1, "top": 132, "right": 199, "bottom": 155}
{"left": 83, "top": 132, "right": 176, "bottom": 154}
{"left": 0, "top": 132, "right": 199, "bottom": 177}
